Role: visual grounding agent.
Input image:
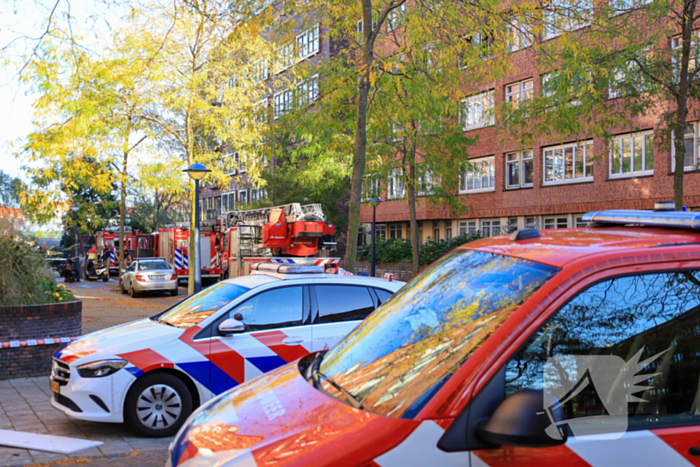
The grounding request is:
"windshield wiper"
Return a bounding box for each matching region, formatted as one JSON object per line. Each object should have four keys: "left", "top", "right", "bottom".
{"left": 315, "top": 369, "right": 364, "bottom": 410}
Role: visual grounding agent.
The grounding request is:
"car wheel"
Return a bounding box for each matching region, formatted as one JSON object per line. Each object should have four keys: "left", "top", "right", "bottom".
{"left": 130, "top": 285, "right": 139, "bottom": 298}
{"left": 102, "top": 274, "right": 109, "bottom": 282}
{"left": 119, "top": 281, "right": 127, "bottom": 294}
{"left": 170, "top": 289, "right": 178, "bottom": 297}
{"left": 124, "top": 373, "right": 192, "bottom": 438}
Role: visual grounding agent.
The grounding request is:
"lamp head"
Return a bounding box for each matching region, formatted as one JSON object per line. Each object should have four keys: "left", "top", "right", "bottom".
{"left": 183, "top": 163, "right": 212, "bottom": 181}
{"left": 367, "top": 197, "right": 382, "bottom": 208}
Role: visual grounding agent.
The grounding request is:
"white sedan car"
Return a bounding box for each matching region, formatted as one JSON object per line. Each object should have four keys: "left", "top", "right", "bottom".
{"left": 120, "top": 258, "right": 179, "bottom": 297}
{"left": 51, "top": 264, "right": 404, "bottom": 437}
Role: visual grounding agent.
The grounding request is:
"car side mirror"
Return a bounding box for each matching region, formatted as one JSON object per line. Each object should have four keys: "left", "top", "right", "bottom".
{"left": 218, "top": 318, "right": 245, "bottom": 335}
{"left": 478, "top": 389, "right": 567, "bottom": 448}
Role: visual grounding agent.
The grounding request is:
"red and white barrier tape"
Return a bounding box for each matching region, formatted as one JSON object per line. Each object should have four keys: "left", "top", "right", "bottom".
{"left": 0, "top": 336, "right": 79, "bottom": 349}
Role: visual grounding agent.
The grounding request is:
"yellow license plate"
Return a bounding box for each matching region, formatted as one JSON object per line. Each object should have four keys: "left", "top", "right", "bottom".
{"left": 51, "top": 380, "right": 60, "bottom": 394}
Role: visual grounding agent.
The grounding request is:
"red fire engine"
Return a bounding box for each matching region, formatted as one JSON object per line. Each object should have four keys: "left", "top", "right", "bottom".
{"left": 159, "top": 225, "right": 222, "bottom": 281}
{"left": 220, "top": 203, "right": 339, "bottom": 278}
{"left": 95, "top": 227, "right": 155, "bottom": 272}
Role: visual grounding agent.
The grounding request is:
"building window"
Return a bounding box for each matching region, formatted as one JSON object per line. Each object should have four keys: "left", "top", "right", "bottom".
{"left": 273, "top": 88, "right": 293, "bottom": 119}
{"left": 672, "top": 31, "right": 700, "bottom": 78}
{"left": 250, "top": 187, "right": 267, "bottom": 202}
{"left": 506, "top": 150, "right": 534, "bottom": 189}
{"left": 574, "top": 215, "right": 587, "bottom": 227}
{"left": 222, "top": 191, "right": 236, "bottom": 212}
{"left": 297, "top": 75, "right": 320, "bottom": 108}
{"left": 224, "top": 153, "right": 236, "bottom": 175}
{"left": 508, "top": 217, "right": 518, "bottom": 232}
{"left": 388, "top": 223, "right": 402, "bottom": 239}
{"left": 446, "top": 226, "right": 452, "bottom": 239}
{"left": 433, "top": 221, "right": 440, "bottom": 241}
{"left": 387, "top": 4, "right": 405, "bottom": 31}
{"left": 387, "top": 168, "right": 405, "bottom": 200}
{"left": 460, "top": 90, "right": 495, "bottom": 131}
{"left": 362, "top": 175, "right": 381, "bottom": 201}
{"left": 612, "top": 0, "right": 653, "bottom": 14}
{"left": 543, "top": 216, "right": 568, "bottom": 229}
{"left": 417, "top": 171, "right": 436, "bottom": 196}
{"left": 459, "top": 157, "right": 495, "bottom": 193}
{"left": 543, "top": 141, "right": 593, "bottom": 185}
{"left": 505, "top": 79, "right": 533, "bottom": 106}
{"left": 297, "top": 24, "right": 320, "bottom": 61}
{"left": 481, "top": 219, "right": 501, "bottom": 238}
{"left": 672, "top": 122, "right": 700, "bottom": 171}
{"left": 254, "top": 99, "right": 268, "bottom": 124}
{"left": 251, "top": 60, "right": 269, "bottom": 83}
{"left": 610, "top": 131, "right": 653, "bottom": 177}
{"left": 508, "top": 21, "right": 532, "bottom": 52}
{"left": 459, "top": 220, "right": 477, "bottom": 235}
{"left": 525, "top": 216, "right": 538, "bottom": 229}
{"left": 543, "top": 0, "right": 591, "bottom": 40}
{"left": 376, "top": 223, "right": 386, "bottom": 240}
{"left": 277, "top": 41, "right": 295, "bottom": 73}
{"left": 238, "top": 190, "right": 248, "bottom": 206}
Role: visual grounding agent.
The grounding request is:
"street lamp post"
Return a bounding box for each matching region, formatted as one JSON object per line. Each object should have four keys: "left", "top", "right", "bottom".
{"left": 367, "top": 197, "right": 381, "bottom": 277}
{"left": 183, "top": 163, "right": 211, "bottom": 294}
{"left": 70, "top": 204, "right": 81, "bottom": 282}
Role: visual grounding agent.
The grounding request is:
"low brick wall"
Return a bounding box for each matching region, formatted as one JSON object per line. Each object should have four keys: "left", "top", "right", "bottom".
{"left": 0, "top": 301, "right": 82, "bottom": 379}
{"left": 355, "top": 261, "right": 428, "bottom": 282}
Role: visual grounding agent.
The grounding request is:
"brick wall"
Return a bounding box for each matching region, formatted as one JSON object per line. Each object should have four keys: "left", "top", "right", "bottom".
{"left": 0, "top": 301, "right": 82, "bottom": 380}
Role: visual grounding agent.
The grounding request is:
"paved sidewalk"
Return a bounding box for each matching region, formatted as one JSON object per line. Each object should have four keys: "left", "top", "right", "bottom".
{"left": 0, "top": 378, "right": 172, "bottom": 467}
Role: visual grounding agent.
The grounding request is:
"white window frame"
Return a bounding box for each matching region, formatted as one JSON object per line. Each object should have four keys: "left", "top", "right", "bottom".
{"left": 672, "top": 122, "right": 700, "bottom": 171}
{"left": 224, "top": 153, "right": 236, "bottom": 175}
{"left": 508, "top": 20, "right": 532, "bottom": 52}
{"left": 222, "top": 191, "right": 237, "bottom": 212}
{"left": 481, "top": 219, "right": 502, "bottom": 238}
{"left": 574, "top": 214, "right": 587, "bottom": 227}
{"left": 362, "top": 174, "right": 381, "bottom": 201}
{"left": 460, "top": 90, "right": 495, "bottom": 131}
{"left": 251, "top": 60, "right": 269, "bottom": 83}
{"left": 387, "top": 168, "right": 405, "bottom": 200}
{"left": 273, "top": 88, "right": 293, "bottom": 119}
{"left": 387, "top": 4, "right": 405, "bottom": 32}
{"left": 459, "top": 157, "right": 496, "bottom": 194}
{"left": 238, "top": 189, "right": 248, "bottom": 205}
{"left": 544, "top": 0, "right": 592, "bottom": 41}
{"left": 609, "top": 131, "right": 654, "bottom": 178}
{"left": 276, "top": 41, "right": 295, "bottom": 74}
{"left": 525, "top": 216, "right": 538, "bottom": 229}
{"left": 543, "top": 141, "right": 594, "bottom": 186}
{"left": 417, "top": 171, "right": 436, "bottom": 197}
{"left": 297, "top": 24, "right": 320, "bottom": 61}
{"left": 543, "top": 216, "right": 568, "bottom": 230}
{"left": 505, "top": 150, "right": 534, "bottom": 189}
{"left": 297, "top": 75, "right": 320, "bottom": 108}
{"left": 505, "top": 79, "right": 533, "bottom": 106}
{"left": 611, "top": 0, "right": 653, "bottom": 15}
{"left": 250, "top": 187, "right": 267, "bottom": 202}
{"left": 458, "top": 220, "right": 477, "bottom": 235}
{"left": 672, "top": 31, "right": 700, "bottom": 79}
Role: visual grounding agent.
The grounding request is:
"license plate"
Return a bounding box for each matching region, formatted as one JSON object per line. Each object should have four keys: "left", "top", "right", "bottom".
{"left": 51, "top": 380, "right": 60, "bottom": 394}
{"left": 150, "top": 275, "right": 166, "bottom": 280}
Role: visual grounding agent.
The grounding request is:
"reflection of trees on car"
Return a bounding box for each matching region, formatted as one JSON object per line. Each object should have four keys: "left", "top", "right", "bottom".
{"left": 506, "top": 271, "right": 700, "bottom": 429}
{"left": 319, "top": 249, "right": 558, "bottom": 418}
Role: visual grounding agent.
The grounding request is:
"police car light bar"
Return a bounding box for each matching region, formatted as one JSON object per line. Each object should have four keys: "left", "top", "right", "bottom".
{"left": 581, "top": 210, "right": 700, "bottom": 230}
{"left": 251, "top": 263, "right": 325, "bottom": 275}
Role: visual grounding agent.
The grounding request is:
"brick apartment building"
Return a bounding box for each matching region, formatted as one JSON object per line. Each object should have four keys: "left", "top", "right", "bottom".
{"left": 357, "top": 14, "right": 700, "bottom": 246}
{"left": 199, "top": 5, "right": 337, "bottom": 227}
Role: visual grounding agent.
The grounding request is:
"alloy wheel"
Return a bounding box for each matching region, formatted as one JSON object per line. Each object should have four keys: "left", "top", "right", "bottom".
{"left": 136, "top": 384, "right": 182, "bottom": 430}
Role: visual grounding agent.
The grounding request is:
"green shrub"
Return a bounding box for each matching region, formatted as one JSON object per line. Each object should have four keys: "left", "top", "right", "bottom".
{"left": 357, "top": 231, "right": 480, "bottom": 266}
{"left": 0, "top": 230, "right": 76, "bottom": 306}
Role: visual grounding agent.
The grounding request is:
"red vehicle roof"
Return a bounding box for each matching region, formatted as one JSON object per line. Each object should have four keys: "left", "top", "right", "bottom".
{"left": 463, "top": 227, "right": 700, "bottom": 268}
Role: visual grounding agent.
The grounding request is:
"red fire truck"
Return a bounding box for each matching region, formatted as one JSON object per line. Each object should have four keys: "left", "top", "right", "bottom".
{"left": 159, "top": 225, "right": 222, "bottom": 281}
{"left": 220, "top": 203, "right": 339, "bottom": 278}
{"left": 95, "top": 227, "right": 155, "bottom": 272}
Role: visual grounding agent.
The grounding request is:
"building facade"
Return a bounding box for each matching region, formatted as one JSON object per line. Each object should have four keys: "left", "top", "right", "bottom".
{"left": 358, "top": 17, "right": 700, "bottom": 245}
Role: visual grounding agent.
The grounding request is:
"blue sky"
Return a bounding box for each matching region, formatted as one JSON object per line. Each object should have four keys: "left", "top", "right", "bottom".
{"left": 0, "top": 0, "right": 121, "bottom": 179}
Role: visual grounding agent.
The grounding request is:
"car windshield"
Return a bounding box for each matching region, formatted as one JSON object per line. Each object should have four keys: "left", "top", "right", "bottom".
{"left": 153, "top": 282, "right": 250, "bottom": 329}
{"left": 318, "top": 249, "right": 558, "bottom": 418}
{"left": 138, "top": 261, "right": 171, "bottom": 271}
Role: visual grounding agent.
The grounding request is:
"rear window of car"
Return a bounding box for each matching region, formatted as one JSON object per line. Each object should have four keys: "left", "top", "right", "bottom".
{"left": 138, "top": 261, "right": 171, "bottom": 271}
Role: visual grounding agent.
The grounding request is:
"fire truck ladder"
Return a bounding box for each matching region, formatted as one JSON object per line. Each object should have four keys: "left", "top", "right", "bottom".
{"left": 222, "top": 203, "right": 325, "bottom": 227}
{"left": 236, "top": 224, "right": 266, "bottom": 257}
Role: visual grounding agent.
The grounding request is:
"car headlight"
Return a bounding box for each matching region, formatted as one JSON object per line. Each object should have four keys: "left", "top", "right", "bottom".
{"left": 77, "top": 359, "right": 128, "bottom": 378}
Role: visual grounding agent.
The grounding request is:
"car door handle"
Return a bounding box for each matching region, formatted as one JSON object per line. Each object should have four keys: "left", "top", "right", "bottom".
{"left": 282, "top": 337, "right": 304, "bottom": 346}
{"left": 689, "top": 447, "right": 700, "bottom": 456}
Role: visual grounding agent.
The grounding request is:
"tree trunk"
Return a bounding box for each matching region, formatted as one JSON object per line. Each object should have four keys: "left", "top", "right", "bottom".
{"left": 344, "top": 0, "right": 375, "bottom": 274}
{"left": 672, "top": 2, "right": 697, "bottom": 209}
{"left": 407, "top": 149, "right": 419, "bottom": 276}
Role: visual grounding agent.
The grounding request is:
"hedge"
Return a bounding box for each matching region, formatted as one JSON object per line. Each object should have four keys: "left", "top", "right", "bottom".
{"left": 357, "top": 232, "right": 481, "bottom": 266}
